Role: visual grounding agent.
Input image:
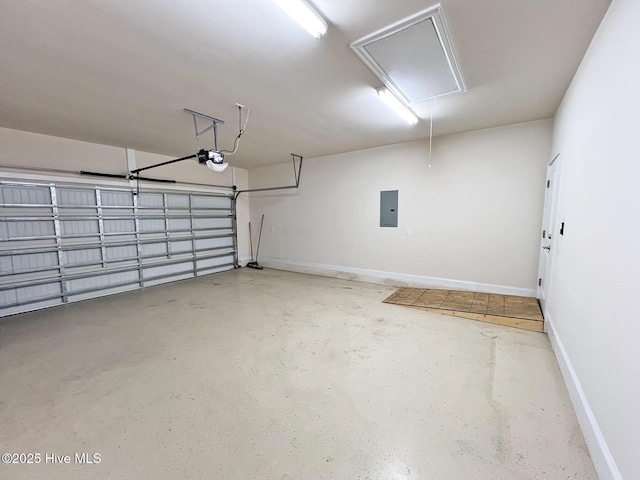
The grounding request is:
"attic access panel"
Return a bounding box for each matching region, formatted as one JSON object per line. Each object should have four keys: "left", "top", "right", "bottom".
{"left": 350, "top": 4, "right": 464, "bottom": 104}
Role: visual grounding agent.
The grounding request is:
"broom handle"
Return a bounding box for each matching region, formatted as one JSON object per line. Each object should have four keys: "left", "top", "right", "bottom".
{"left": 255, "top": 214, "right": 264, "bottom": 261}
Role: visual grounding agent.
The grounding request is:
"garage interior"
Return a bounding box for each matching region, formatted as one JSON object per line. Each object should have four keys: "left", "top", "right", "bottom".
{"left": 1, "top": 1, "right": 638, "bottom": 479}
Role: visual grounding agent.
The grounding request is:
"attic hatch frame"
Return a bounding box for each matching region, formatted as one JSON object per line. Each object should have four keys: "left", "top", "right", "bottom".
{"left": 350, "top": 3, "right": 465, "bottom": 105}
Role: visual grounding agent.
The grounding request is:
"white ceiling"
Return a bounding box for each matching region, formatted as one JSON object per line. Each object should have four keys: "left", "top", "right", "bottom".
{"left": 0, "top": 0, "right": 610, "bottom": 169}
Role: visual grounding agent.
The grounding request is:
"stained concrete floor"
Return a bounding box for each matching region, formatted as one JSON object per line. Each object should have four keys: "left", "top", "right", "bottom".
{"left": 0, "top": 268, "right": 596, "bottom": 479}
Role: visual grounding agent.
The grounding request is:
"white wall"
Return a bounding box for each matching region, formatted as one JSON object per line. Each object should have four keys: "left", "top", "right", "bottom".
{"left": 0, "top": 127, "right": 251, "bottom": 262}
{"left": 0, "top": 126, "right": 128, "bottom": 175}
{"left": 546, "top": 1, "right": 639, "bottom": 478}
{"left": 248, "top": 119, "right": 552, "bottom": 294}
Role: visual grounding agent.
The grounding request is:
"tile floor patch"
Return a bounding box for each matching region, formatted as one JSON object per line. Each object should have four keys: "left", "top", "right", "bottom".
{"left": 383, "top": 288, "right": 544, "bottom": 332}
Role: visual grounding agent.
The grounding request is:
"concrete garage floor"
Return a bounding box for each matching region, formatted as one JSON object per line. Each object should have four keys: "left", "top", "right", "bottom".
{"left": 0, "top": 269, "right": 596, "bottom": 479}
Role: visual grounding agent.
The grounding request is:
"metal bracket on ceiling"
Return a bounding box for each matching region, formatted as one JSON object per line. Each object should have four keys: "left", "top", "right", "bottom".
{"left": 184, "top": 108, "right": 225, "bottom": 152}
{"left": 80, "top": 108, "right": 236, "bottom": 196}
{"left": 234, "top": 154, "right": 304, "bottom": 199}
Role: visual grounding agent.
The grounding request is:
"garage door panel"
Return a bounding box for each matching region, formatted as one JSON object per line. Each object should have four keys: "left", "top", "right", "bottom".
{"left": 101, "top": 190, "right": 134, "bottom": 207}
{"left": 139, "top": 218, "right": 165, "bottom": 232}
{"left": 1, "top": 185, "right": 51, "bottom": 205}
{"left": 60, "top": 219, "right": 99, "bottom": 236}
{"left": 191, "top": 195, "right": 232, "bottom": 209}
{"left": 1, "top": 181, "right": 236, "bottom": 316}
{"left": 169, "top": 240, "right": 192, "bottom": 254}
{"left": 143, "top": 274, "right": 193, "bottom": 288}
{"left": 106, "top": 245, "right": 138, "bottom": 261}
{"left": 166, "top": 194, "right": 189, "bottom": 209}
{"left": 0, "top": 256, "right": 12, "bottom": 273}
{"left": 15, "top": 282, "right": 63, "bottom": 304}
{"left": 143, "top": 261, "right": 193, "bottom": 279}
{"left": 103, "top": 219, "right": 136, "bottom": 233}
{"left": 1, "top": 298, "right": 62, "bottom": 317}
{"left": 59, "top": 207, "right": 98, "bottom": 216}
{"left": 195, "top": 236, "right": 233, "bottom": 250}
{"left": 3, "top": 220, "right": 56, "bottom": 239}
{"left": 57, "top": 188, "right": 96, "bottom": 206}
{"left": 8, "top": 251, "right": 59, "bottom": 272}
{"left": 141, "top": 242, "right": 167, "bottom": 257}
{"left": 65, "top": 270, "right": 139, "bottom": 294}
{"left": 68, "top": 284, "right": 139, "bottom": 303}
{"left": 0, "top": 289, "right": 18, "bottom": 307}
{"left": 137, "top": 193, "right": 164, "bottom": 208}
{"left": 193, "top": 217, "right": 232, "bottom": 230}
{"left": 196, "top": 255, "right": 234, "bottom": 270}
{"left": 168, "top": 218, "right": 190, "bottom": 231}
{"left": 63, "top": 248, "right": 102, "bottom": 266}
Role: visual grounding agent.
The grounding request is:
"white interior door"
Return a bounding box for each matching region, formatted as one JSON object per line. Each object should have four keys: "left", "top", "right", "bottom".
{"left": 537, "top": 153, "right": 561, "bottom": 313}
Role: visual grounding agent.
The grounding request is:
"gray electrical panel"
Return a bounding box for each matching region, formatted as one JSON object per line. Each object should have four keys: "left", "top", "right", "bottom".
{"left": 380, "top": 190, "right": 398, "bottom": 227}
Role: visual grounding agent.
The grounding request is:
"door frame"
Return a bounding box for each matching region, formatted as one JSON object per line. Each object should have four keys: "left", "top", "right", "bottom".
{"left": 537, "top": 152, "right": 562, "bottom": 315}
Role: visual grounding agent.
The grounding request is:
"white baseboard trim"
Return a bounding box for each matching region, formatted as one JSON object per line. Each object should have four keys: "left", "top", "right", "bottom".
{"left": 258, "top": 257, "right": 536, "bottom": 297}
{"left": 545, "top": 314, "right": 622, "bottom": 480}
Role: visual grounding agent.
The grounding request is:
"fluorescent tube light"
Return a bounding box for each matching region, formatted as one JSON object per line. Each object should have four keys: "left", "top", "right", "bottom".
{"left": 377, "top": 87, "right": 418, "bottom": 125}
{"left": 273, "top": 0, "right": 328, "bottom": 38}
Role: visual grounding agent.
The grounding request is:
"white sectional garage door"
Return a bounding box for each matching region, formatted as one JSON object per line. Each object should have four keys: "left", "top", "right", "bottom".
{"left": 0, "top": 181, "right": 236, "bottom": 317}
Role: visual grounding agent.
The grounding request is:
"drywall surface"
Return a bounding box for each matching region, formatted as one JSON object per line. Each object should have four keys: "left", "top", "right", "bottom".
{"left": 248, "top": 119, "right": 551, "bottom": 292}
{"left": 0, "top": 126, "right": 127, "bottom": 175}
{"left": 548, "top": 0, "right": 640, "bottom": 478}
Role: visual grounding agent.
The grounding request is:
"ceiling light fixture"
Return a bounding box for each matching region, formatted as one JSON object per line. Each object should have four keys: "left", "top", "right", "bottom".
{"left": 377, "top": 87, "right": 418, "bottom": 125}
{"left": 273, "top": 0, "right": 328, "bottom": 38}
